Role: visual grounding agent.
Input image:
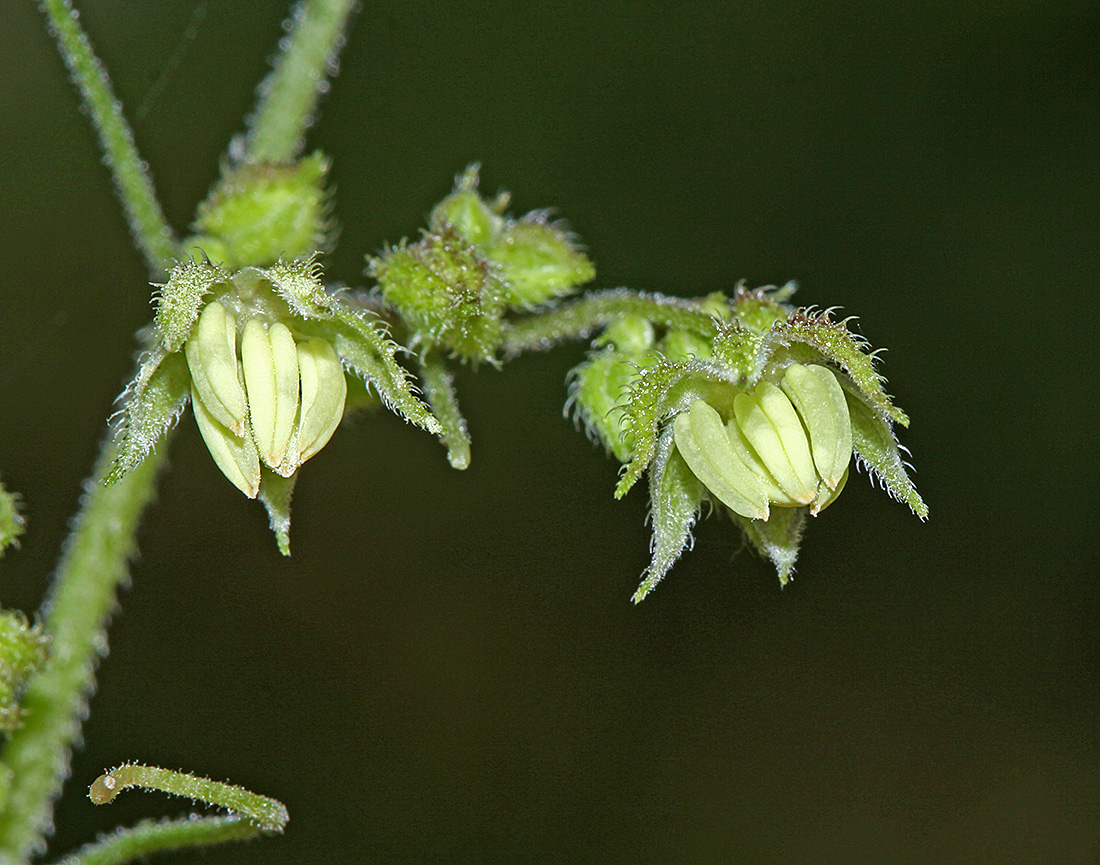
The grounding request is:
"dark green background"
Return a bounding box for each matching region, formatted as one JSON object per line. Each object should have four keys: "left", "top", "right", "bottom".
{"left": 2, "top": 1, "right": 1098, "bottom": 862}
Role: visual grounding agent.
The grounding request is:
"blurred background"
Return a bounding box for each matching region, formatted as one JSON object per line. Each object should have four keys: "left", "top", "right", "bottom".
{"left": 1, "top": 0, "right": 1098, "bottom": 862}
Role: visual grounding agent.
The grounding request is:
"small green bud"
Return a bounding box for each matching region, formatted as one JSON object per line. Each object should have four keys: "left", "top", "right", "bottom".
{"left": 659, "top": 329, "right": 713, "bottom": 363}
{"left": 429, "top": 165, "right": 505, "bottom": 245}
{"left": 596, "top": 316, "right": 655, "bottom": 355}
{"left": 190, "top": 152, "right": 331, "bottom": 269}
{"left": 370, "top": 231, "right": 505, "bottom": 361}
{"left": 0, "top": 611, "right": 48, "bottom": 735}
{"left": 485, "top": 219, "right": 595, "bottom": 308}
{"left": 571, "top": 315, "right": 658, "bottom": 462}
{"left": 0, "top": 480, "right": 24, "bottom": 557}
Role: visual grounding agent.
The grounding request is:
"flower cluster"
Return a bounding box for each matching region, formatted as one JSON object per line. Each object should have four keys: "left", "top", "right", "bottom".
{"left": 571, "top": 286, "right": 925, "bottom": 600}
{"left": 108, "top": 257, "right": 440, "bottom": 554}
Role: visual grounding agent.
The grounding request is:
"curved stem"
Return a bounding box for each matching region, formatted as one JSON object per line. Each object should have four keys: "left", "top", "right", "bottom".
{"left": 0, "top": 446, "right": 165, "bottom": 865}
{"left": 51, "top": 816, "right": 261, "bottom": 865}
{"left": 39, "top": 0, "right": 178, "bottom": 278}
{"left": 90, "top": 764, "right": 286, "bottom": 832}
{"left": 243, "top": 0, "right": 359, "bottom": 163}
{"left": 501, "top": 289, "right": 719, "bottom": 358}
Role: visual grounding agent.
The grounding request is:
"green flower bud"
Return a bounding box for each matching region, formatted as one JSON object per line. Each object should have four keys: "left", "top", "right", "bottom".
{"left": 188, "top": 152, "right": 331, "bottom": 269}
{"left": 0, "top": 611, "right": 48, "bottom": 735}
{"left": 429, "top": 164, "right": 506, "bottom": 246}
{"left": 571, "top": 315, "right": 658, "bottom": 462}
{"left": 186, "top": 302, "right": 349, "bottom": 490}
{"left": 484, "top": 218, "right": 595, "bottom": 308}
{"left": 370, "top": 231, "right": 505, "bottom": 361}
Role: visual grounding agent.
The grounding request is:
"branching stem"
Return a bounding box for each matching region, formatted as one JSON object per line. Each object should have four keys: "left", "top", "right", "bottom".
{"left": 244, "top": 0, "right": 359, "bottom": 163}
{"left": 0, "top": 448, "right": 165, "bottom": 865}
{"left": 502, "top": 289, "right": 719, "bottom": 358}
{"left": 52, "top": 816, "right": 261, "bottom": 865}
{"left": 39, "top": 0, "right": 178, "bottom": 277}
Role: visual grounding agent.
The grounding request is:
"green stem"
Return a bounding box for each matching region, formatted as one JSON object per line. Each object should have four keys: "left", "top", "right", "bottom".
{"left": 243, "top": 0, "right": 359, "bottom": 163}
{"left": 0, "top": 447, "right": 165, "bottom": 865}
{"left": 52, "top": 816, "right": 261, "bottom": 865}
{"left": 39, "top": 0, "right": 178, "bottom": 278}
{"left": 501, "top": 289, "right": 719, "bottom": 358}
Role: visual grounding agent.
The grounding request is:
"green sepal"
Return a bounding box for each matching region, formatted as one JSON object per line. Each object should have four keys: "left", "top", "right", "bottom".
{"left": 258, "top": 469, "right": 297, "bottom": 556}
{"left": 633, "top": 428, "right": 705, "bottom": 603}
{"left": 842, "top": 385, "right": 928, "bottom": 519}
{"left": 0, "top": 611, "right": 49, "bottom": 735}
{"left": 760, "top": 310, "right": 908, "bottom": 427}
{"left": 485, "top": 217, "right": 595, "bottom": 309}
{"left": 154, "top": 259, "right": 230, "bottom": 352}
{"left": 369, "top": 230, "right": 506, "bottom": 362}
{"left": 0, "top": 481, "right": 24, "bottom": 557}
{"left": 735, "top": 506, "right": 807, "bottom": 587}
{"left": 106, "top": 350, "right": 192, "bottom": 484}
{"left": 189, "top": 152, "right": 332, "bottom": 269}
{"left": 615, "top": 356, "right": 743, "bottom": 499}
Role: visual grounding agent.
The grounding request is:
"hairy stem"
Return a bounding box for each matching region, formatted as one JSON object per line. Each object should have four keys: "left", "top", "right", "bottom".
{"left": 244, "top": 0, "right": 359, "bottom": 163}
{"left": 501, "top": 289, "right": 719, "bottom": 357}
{"left": 39, "top": 0, "right": 178, "bottom": 278}
{"left": 89, "top": 764, "right": 286, "bottom": 832}
{"left": 0, "top": 448, "right": 164, "bottom": 865}
{"left": 52, "top": 816, "right": 261, "bottom": 865}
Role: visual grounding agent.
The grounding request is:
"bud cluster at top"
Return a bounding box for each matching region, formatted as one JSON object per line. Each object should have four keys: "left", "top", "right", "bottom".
{"left": 369, "top": 165, "right": 596, "bottom": 362}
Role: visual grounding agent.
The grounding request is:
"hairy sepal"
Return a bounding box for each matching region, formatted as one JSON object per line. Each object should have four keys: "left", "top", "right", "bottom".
{"left": 735, "top": 506, "right": 808, "bottom": 587}
{"left": 841, "top": 383, "right": 927, "bottom": 519}
{"left": 633, "top": 428, "right": 705, "bottom": 603}
{"left": 106, "top": 350, "right": 191, "bottom": 484}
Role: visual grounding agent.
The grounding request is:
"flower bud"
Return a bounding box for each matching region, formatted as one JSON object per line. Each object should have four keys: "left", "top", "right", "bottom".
{"left": 185, "top": 301, "right": 348, "bottom": 493}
